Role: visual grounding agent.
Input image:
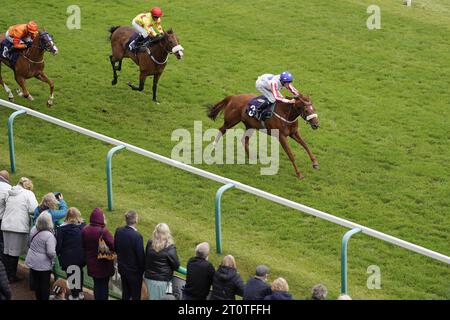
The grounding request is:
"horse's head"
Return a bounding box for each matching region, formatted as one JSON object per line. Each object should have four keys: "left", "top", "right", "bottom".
{"left": 295, "top": 95, "right": 319, "bottom": 130}
{"left": 39, "top": 31, "right": 58, "bottom": 55}
{"left": 162, "top": 29, "right": 184, "bottom": 59}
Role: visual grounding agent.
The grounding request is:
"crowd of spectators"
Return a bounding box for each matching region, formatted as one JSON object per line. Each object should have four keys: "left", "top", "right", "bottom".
{"left": 0, "top": 169, "right": 350, "bottom": 301}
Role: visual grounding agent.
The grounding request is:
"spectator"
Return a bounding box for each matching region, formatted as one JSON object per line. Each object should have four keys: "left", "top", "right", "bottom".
{"left": 81, "top": 208, "right": 115, "bottom": 300}
{"left": 182, "top": 242, "right": 215, "bottom": 300}
{"left": 243, "top": 265, "right": 272, "bottom": 300}
{"left": 0, "top": 170, "right": 12, "bottom": 266}
{"left": 56, "top": 207, "right": 86, "bottom": 300}
{"left": 1, "top": 177, "right": 38, "bottom": 282}
{"left": 114, "top": 210, "right": 145, "bottom": 300}
{"left": 144, "top": 223, "right": 180, "bottom": 300}
{"left": 210, "top": 255, "right": 244, "bottom": 300}
{"left": 25, "top": 211, "right": 56, "bottom": 300}
{"left": 312, "top": 284, "right": 328, "bottom": 300}
{"left": 50, "top": 278, "right": 68, "bottom": 300}
{"left": 264, "top": 277, "right": 293, "bottom": 300}
{"left": 33, "top": 192, "right": 68, "bottom": 227}
{"left": 337, "top": 294, "right": 352, "bottom": 300}
{"left": 0, "top": 259, "right": 11, "bottom": 300}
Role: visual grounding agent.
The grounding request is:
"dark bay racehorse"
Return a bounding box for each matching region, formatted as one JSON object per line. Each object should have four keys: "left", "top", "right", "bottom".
{"left": 109, "top": 26, "right": 184, "bottom": 104}
{"left": 207, "top": 94, "right": 319, "bottom": 179}
{"left": 0, "top": 31, "right": 58, "bottom": 106}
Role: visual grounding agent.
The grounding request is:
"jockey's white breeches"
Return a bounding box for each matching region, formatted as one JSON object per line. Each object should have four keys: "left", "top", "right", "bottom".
{"left": 131, "top": 20, "right": 149, "bottom": 38}
{"left": 256, "top": 76, "right": 276, "bottom": 103}
{"left": 4, "top": 31, "right": 29, "bottom": 45}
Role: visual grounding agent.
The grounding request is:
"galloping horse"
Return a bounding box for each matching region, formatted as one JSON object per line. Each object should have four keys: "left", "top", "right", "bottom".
{"left": 109, "top": 26, "right": 184, "bottom": 104}
{"left": 207, "top": 94, "right": 320, "bottom": 179}
{"left": 0, "top": 31, "right": 58, "bottom": 106}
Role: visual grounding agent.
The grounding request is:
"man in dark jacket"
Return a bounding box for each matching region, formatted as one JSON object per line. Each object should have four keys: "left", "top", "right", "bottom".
{"left": 0, "top": 260, "right": 11, "bottom": 300}
{"left": 182, "top": 242, "right": 215, "bottom": 300}
{"left": 114, "top": 211, "right": 145, "bottom": 300}
{"left": 243, "top": 265, "right": 272, "bottom": 300}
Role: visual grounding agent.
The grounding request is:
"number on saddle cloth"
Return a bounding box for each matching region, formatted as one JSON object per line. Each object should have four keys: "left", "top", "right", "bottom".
{"left": 0, "top": 39, "right": 19, "bottom": 66}
{"left": 246, "top": 96, "right": 273, "bottom": 121}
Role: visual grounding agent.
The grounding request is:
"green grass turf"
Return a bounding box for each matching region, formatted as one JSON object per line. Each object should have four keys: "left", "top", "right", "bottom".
{"left": 0, "top": 0, "right": 449, "bottom": 299}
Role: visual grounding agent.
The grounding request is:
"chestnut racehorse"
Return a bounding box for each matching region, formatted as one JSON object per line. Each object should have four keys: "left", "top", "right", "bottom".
{"left": 207, "top": 94, "right": 319, "bottom": 179}
{"left": 109, "top": 26, "right": 184, "bottom": 104}
{"left": 0, "top": 31, "right": 58, "bottom": 106}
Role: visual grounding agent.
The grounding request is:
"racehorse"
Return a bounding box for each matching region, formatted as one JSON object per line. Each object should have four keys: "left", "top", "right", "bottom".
{"left": 207, "top": 94, "right": 320, "bottom": 179}
{"left": 108, "top": 26, "right": 184, "bottom": 104}
{"left": 0, "top": 31, "right": 58, "bottom": 106}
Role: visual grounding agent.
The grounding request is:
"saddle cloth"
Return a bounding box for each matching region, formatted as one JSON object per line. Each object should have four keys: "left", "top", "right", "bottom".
{"left": 246, "top": 96, "right": 274, "bottom": 121}
{"left": 0, "top": 39, "right": 19, "bottom": 66}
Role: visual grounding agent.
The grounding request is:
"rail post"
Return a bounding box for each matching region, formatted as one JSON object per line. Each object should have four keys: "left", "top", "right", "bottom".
{"left": 215, "top": 183, "right": 235, "bottom": 254}
{"left": 106, "top": 145, "right": 126, "bottom": 211}
{"left": 341, "top": 227, "right": 362, "bottom": 295}
{"left": 7, "top": 110, "right": 27, "bottom": 173}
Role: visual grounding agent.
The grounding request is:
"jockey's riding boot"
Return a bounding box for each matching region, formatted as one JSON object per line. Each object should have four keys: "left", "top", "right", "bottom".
{"left": 128, "top": 34, "right": 142, "bottom": 52}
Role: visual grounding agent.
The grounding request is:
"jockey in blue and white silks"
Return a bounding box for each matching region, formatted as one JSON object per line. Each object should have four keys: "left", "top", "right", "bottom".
{"left": 255, "top": 71, "right": 300, "bottom": 104}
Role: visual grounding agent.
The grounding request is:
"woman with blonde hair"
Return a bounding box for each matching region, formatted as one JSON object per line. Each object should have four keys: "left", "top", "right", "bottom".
{"left": 25, "top": 211, "right": 56, "bottom": 300}
{"left": 210, "top": 255, "right": 244, "bottom": 300}
{"left": 33, "top": 192, "right": 68, "bottom": 227}
{"left": 264, "top": 277, "right": 293, "bottom": 300}
{"left": 1, "top": 177, "right": 38, "bottom": 282}
{"left": 56, "top": 207, "right": 86, "bottom": 300}
{"left": 144, "top": 223, "right": 180, "bottom": 300}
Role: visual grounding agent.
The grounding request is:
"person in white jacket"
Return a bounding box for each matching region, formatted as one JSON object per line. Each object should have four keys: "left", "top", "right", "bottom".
{"left": 1, "top": 177, "right": 38, "bottom": 282}
{"left": 0, "top": 170, "right": 12, "bottom": 266}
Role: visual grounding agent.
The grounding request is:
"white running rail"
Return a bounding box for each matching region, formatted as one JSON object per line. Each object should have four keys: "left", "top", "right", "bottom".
{"left": 1, "top": 98, "right": 449, "bottom": 264}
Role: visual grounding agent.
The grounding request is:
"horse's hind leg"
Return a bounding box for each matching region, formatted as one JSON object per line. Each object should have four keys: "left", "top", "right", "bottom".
{"left": 0, "top": 63, "right": 14, "bottom": 101}
{"left": 290, "top": 130, "right": 319, "bottom": 169}
{"left": 15, "top": 75, "right": 33, "bottom": 101}
{"left": 110, "top": 55, "right": 120, "bottom": 85}
{"left": 35, "top": 72, "right": 55, "bottom": 107}
{"left": 152, "top": 73, "right": 161, "bottom": 104}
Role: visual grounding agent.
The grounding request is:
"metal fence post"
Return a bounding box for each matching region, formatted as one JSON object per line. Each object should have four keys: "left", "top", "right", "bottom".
{"left": 341, "top": 227, "right": 362, "bottom": 295}
{"left": 106, "top": 145, "right": 126, "bottom": 211}
{"left": 215, "top": 183, "right": 235, "bottom": 254}
{"left": 7, "top": 110, "right": 27, "bottom": 173}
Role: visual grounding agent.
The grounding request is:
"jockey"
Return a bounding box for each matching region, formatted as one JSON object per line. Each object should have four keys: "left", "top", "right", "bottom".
{"left": 5, "top": 21, "right": 39, "bottom": 50}
{"left": 255, "top": 72, "right": 300, "bottom": 109}
{"left": 128, "top": 7, "right": 164, "bottom": 51}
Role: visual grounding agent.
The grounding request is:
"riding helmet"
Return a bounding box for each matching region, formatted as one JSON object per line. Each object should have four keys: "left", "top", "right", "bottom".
{"left": 27, "top": 21, "right": 38, "bottom": 34}
{"left": 151, "top": 7, "right": 164, "bottom": 17}
{"left": 280, "top": 71, "right": 294, "bottom": 84}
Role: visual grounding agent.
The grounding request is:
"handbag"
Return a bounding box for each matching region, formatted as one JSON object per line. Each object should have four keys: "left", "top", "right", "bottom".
{"left": 97, "top": 228, "right": 117, "bottom": 261}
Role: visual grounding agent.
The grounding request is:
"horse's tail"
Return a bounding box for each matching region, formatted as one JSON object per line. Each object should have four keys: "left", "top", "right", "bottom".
{"left": 206, "top": 97, "right": 229, "bottom": 121}
{"left": 108, "top": 26, "right": 120, "bottom": 40}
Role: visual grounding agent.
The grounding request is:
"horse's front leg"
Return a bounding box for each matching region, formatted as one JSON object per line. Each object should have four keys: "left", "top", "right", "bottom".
{"left": 152, "top": 73, "right": 161, "bottom": 104}
{"left": 127, "top": 70, "right": 148, "bottom": 92}
{"left": 278, "top": 134, "right": 304, "bottom": 179}
{"left": 110, "top": 55, "right": 119, "bottom": 85}
{"left": 290, "top": 130, "right": 319, "bottom": 169}
{"left": 0, "top": 63, "right": 14, "bottom": 101}
{"left": 35, "top": 72, "right": 55, "bottom": 107}
{"left": 15, "top": 75, "right": 33, "bottom": 101}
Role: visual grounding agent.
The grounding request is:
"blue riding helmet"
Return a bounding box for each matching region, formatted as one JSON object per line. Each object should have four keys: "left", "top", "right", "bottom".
{"left": 280, "top": 71, "right": 294, "bottom": 84}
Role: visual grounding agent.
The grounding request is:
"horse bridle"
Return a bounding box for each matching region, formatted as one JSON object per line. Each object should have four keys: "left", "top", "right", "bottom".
{"left": 148, "top": 34, "right": 184, "bottom": 65}
{"left": 23, "top": 33, "right": 55, "bottom": 64}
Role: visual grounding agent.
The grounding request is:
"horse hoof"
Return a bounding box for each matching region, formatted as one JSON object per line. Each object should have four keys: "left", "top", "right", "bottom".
{"left": 298, "top": 174, "right": 305, "bottom": 180}
{"left": 27, "top": 95, "right": 34, "bottom": 101}
{"left": 153, "top": 100, "right": 160, "bottom": 105}
{"left": 313, "top": 164, "right": 320, "bottom": 170}
{"left": 47, "top": 100, "right": 53, "bottom": 107}
{"left": 8, "top": 96, "right": 14, "bottom": 102}
{"left": 112, "top": 79, "right": 117, "bottom": 86}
